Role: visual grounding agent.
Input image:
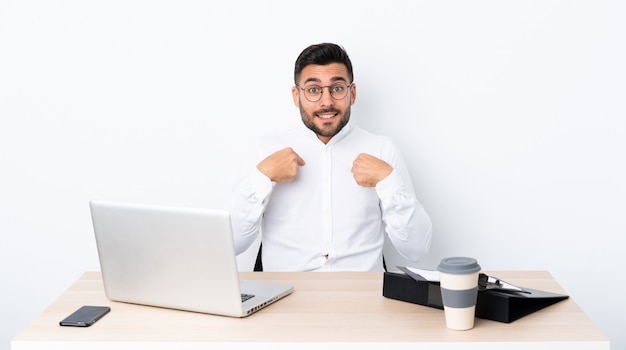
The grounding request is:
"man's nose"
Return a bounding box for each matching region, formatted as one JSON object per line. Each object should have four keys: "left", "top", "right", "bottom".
{"left": 319, "top": 87, "right": 334, "bottom": 106}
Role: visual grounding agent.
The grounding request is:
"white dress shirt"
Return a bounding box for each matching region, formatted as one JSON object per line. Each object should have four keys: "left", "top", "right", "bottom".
{"left": 228, "top": 122, "right": 432, "bottom": 271}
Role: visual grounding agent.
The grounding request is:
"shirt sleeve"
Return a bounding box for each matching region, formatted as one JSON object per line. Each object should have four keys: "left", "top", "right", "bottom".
{"left": 375, "top": 147, "right": 433, "bottom": 262}
{"left": 228, "top": 166, "right": 274, "bottom": 255}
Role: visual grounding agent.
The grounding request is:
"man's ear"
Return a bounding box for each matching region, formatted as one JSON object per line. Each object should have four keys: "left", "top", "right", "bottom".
{"left": 350, "top": 83, "right": 357, "bottom": 105}
{"left": 291, "top": 86, "right": 300, "bottom": 107}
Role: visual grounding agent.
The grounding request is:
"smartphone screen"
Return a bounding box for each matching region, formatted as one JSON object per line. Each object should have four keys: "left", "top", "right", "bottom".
{"left": 59, "top": 306, "right": 111, "bottom": 327}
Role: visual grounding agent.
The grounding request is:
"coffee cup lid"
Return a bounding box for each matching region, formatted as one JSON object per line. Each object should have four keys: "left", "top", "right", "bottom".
{"left": 437, "top": 257, "right": 481, "bottom": 274}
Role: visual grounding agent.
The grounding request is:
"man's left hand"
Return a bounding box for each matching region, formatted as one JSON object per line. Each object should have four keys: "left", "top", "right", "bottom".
{"left": 351, "top": 153, "right": 393, "bottom": 187}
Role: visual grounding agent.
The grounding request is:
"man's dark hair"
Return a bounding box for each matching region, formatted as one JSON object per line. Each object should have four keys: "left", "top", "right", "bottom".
{"left": 294, "top": 43, "right": 354, "bottom": 85}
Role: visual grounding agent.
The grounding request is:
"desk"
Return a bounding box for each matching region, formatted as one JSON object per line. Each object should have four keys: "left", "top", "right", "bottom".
{"left": 12, "top": 271, "right": 608, "bottom": 349}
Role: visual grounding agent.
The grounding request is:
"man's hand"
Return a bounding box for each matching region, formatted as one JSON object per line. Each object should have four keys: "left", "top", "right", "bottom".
{"left": 352, "top": 153, "right": 392, "bottom": 187}
{"left": 257, "top": 147, "right": 305, "bottom": 182}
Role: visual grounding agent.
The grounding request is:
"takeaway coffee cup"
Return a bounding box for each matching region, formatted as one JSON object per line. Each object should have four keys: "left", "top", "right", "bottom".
{"left": 437, "top": 257, "right": 481, "bottom": 330}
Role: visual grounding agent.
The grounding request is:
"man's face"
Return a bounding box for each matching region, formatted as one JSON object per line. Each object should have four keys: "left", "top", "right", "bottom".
{"left": 292, "top": 63, "right": 356, "bottom": 144}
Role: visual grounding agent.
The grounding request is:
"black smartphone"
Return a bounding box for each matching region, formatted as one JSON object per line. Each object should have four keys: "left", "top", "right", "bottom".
{"left": 59, "top": 306, "right": 111, "bottom": 327}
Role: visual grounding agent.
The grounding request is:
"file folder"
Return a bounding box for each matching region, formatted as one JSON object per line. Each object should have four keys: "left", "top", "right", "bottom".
{"left": 382, "top": 271, "right": 569, "bottom": 323}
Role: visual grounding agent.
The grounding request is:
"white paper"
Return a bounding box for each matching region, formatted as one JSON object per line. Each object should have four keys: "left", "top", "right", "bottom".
{"left": 406, "top": 267, "right": 440, "bottom": 282}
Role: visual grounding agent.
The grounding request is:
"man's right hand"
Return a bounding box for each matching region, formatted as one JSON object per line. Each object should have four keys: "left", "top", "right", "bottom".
{"left": 257, "top": 147, "right": 305, "bottom": 182}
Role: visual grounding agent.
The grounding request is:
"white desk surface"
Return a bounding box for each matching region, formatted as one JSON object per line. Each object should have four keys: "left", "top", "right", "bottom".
{"left": 12, "top": 270, "right": 609, "bottom": 350}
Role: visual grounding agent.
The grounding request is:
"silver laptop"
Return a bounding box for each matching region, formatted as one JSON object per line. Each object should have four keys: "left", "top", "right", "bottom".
{"left": 90, "top": 200, "right": 293, "bottom": 317}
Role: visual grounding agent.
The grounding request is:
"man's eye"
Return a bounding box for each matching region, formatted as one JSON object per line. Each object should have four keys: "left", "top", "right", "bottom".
{"left": 307, "top": 86, "right": 321, "bottom": 94}
{"left": 331, "top": 85, "right": 344, "bottom": 93}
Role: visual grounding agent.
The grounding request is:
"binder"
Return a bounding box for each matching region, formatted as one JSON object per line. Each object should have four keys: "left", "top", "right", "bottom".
{"left": 382, "top": 271, "right": 569, "bottom": 323}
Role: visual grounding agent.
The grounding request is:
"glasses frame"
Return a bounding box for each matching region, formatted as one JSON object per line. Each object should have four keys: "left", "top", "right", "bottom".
{"left": 296, "top": 82, "right": 354, "bottom": 102}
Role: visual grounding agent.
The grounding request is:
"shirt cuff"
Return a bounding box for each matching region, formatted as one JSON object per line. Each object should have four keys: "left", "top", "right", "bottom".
{"left": 249, "top": 166, "right": 274, "bottom": 201}
{"left": 375, "top": 169, "right": 403, "bottom": 200}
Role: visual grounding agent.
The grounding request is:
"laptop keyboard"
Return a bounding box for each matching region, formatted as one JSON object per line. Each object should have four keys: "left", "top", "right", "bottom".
{"left": 241, "top": 293, "right": 255, "bottom": 302}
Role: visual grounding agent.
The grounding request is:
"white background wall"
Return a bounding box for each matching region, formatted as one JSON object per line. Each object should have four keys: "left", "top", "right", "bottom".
{"left": 1, "top": 0, "right": 624, "bottom": 349}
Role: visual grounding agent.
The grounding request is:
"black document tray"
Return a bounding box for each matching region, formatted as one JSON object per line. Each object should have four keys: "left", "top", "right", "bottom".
{"left": 382, "top": 271, "right": 569, "bottom": 323}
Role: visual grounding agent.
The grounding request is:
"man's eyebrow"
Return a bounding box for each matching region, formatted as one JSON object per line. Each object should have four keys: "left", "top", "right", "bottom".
{"left": 330, "top": 76, "right": 348, "bottom": 83}
{"left": 302, "top": 76, "right": 348, "bottom": 85}
{"left": 302, "top": 77, "right": 321, "bottom": 85}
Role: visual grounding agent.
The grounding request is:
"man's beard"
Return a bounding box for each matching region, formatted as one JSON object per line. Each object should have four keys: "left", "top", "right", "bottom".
{"left": 300, "top": 105, "right": 351, "bottom": 139}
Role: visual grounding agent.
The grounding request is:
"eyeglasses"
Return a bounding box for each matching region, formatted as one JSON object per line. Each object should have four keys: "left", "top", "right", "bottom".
{"left": 296, "top": 82, "right": 353, "bottom": 102}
